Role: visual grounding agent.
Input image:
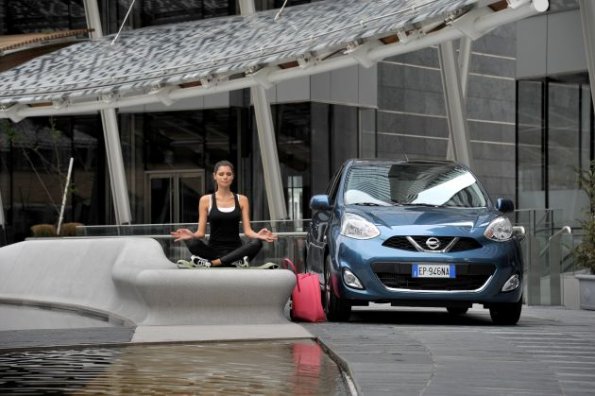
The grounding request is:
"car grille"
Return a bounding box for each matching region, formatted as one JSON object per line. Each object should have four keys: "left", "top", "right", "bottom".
{"left": 382, "top": 236, "right": 482, "bottom": 252}
{"left": 372, "top": 262, "right": 495, "bottom": 291}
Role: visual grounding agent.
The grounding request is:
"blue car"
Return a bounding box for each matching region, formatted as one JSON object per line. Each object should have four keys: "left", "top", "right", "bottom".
{"left": 305, "top": 159, "right": 524, "bottom": 325}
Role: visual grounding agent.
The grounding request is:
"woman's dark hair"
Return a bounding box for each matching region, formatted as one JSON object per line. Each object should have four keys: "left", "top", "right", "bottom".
{"left": 213, "top": 160, "right": 234, "bottom": 174}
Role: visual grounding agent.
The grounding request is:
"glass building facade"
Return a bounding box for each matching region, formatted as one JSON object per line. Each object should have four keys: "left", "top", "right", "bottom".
{"left": 517, "top": 75, "right": 594, "bottom": 227}
{"left": 0, "top": 0, "right": 594, "bottom": 244}
{"left": 515, "top": 0, "right": 595, "bottom": 228}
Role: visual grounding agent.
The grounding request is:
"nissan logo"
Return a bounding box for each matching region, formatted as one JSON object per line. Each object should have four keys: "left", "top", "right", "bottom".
{"left": 425, "top": 237, "right": 441, "bottom": 250}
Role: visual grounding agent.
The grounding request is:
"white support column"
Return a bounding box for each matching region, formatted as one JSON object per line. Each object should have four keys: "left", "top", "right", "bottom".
{"left": 579, "top": 0, "right": 595, "bottom": 115}
{"left": 0, "top": 188, "right": 5, "bottom": 229}
{"left": 0, "top": 188, "right": 5, "bottom": 245}
{"left": 446, "top": 38, "right": 472, "bottom": 161}
{"left": 83, "top": 0, "right": 132, "bottom": 224}
{"left": 439, "top": 40, "right": 473, "bottom": 168}
{"left": 457, "top": 37, "right": 472, "bottom": 97}
{"left": 101, "top": 110, "right": 133, "bottom": 224}
{"left": 239, "top": 0, "right": 287, "bottom": 220}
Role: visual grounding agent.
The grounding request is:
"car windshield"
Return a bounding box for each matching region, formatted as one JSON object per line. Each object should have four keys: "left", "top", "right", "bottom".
{"left": 343, "top": 163, "right": 489, "bottom": 208}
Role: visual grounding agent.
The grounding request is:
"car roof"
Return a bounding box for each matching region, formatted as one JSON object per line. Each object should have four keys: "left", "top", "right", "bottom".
{"left": 346, "top": 158, "right": 464, "bottom": 168}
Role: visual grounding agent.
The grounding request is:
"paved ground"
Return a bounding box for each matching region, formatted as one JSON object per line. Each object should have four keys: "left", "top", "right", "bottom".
{"left": 1, "top": 304, "right": 594, "bottom": 395}
{"left": 305, "top": 305, "right": 595, "bottom": 396}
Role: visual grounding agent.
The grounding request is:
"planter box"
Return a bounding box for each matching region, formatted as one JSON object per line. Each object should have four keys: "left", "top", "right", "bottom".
{"left": 576, "top": 274, "right": 595, "bottom": 310}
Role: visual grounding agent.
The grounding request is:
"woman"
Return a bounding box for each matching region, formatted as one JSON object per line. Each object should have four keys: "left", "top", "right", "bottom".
{"left": 171, "top": 160, "right": 277, "bottom": 268}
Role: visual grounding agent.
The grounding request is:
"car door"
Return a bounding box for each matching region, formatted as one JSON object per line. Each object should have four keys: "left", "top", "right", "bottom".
{"left": 307, "top": 163, "right": 346, "bottom": 278}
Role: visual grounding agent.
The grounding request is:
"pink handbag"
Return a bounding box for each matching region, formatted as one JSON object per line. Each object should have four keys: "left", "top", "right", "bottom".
{"left": 284, "top": 258, "right": 326, "bottom": 322}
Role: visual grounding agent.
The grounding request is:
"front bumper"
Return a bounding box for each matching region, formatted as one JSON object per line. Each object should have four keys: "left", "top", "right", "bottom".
{"left": 333, "top": 237, "right": 523, "bottom": 306}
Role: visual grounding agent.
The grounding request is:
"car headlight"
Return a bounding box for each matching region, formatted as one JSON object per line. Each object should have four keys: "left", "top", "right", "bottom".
{"left": 484, "top": 216, "right": 513, "bottom": 241}
{"left": 340, "top": 213, "right": 380, "bottom": 239}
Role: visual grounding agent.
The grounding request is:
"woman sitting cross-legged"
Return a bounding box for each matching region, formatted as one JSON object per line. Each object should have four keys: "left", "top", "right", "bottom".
{"left": 171, "top": 160, "right": 277, "bottom": 268}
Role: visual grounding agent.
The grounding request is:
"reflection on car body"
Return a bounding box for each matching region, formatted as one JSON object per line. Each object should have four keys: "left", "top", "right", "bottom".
{"left": 305, "top": 159, "right": 524, "bottom": 325}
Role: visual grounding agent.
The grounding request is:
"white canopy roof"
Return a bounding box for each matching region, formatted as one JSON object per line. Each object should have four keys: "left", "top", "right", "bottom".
{"left": 0, "top": 0, "right": 548, "bottom": 121}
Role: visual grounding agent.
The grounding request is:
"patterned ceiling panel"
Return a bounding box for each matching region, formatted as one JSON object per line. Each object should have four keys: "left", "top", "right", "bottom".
{"left": 0, "top": 0, "right": 548, "bottom": 115}
{"left": 0, "top": 0, "right": 479, "bottom": 106}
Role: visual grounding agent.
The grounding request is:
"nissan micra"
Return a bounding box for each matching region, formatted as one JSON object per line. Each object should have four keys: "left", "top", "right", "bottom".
{"left": 305, "top": 159, "right": 524, "bottom": 325}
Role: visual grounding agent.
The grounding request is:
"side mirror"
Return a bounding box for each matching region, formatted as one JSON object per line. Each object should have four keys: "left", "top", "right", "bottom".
{"left": 496, "top": 198, "right": 515, "bottom": 213}
{"left": 310, "top": 194, "right": 332, "bottom": 211}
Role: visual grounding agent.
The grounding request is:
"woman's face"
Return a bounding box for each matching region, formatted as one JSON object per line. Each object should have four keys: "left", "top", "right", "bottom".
{"left": 214, "top": 165, "right": 234, "bottom": 188}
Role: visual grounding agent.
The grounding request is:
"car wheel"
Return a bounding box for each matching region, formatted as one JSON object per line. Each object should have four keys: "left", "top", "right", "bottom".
{"left": 489, "top": 299, "right": 522, "bottom": 325}
{"left": 323, "top": 256, "right": 351, "bottom": 322}
{"left": 446, "top": 306, "right": 469, "bottom": 315}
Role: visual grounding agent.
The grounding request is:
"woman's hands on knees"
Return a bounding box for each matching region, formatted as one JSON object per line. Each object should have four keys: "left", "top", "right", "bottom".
{"left": 170, "top": 228, "right": 195, "bottom": 242}
{"left": 257, "top": 228, "right": 277, "bottom": 243}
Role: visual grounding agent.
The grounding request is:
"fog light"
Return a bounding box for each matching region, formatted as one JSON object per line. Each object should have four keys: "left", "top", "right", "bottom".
{"left": 501, "top": 274, "right": 521, "bottom": 292}
{"left": 343, "top": 268, "right": 364, "bottom": 289}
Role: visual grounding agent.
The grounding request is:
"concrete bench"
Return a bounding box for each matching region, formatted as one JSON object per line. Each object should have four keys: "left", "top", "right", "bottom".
{"left": 0, "top": 237, "right": 296, "bottom": 327}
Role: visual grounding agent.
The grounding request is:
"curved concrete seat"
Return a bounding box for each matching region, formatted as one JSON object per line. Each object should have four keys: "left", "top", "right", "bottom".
{"left": 0, "top": 237, "right": 296, "bottom": 326}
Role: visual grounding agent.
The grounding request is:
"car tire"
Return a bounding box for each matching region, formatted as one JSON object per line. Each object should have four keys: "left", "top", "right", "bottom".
{"left": 323, "top": 256, "right": 351, "bottom": 322}
{"left": 489, "top": 299, "right": 522, "bottom": 325}
{"left": 446, "top": 306, "right": 469, "bottom": 315}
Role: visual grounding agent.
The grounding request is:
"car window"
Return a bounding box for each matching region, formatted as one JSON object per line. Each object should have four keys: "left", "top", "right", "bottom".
{"left": 344, "top": 163, "right": 488, "bottom": 208}
{"left": 327, "top": 163, "right": 346, "bottom": 204}
{"left": 344, "top": 165, "right": 392, "bottom": 205}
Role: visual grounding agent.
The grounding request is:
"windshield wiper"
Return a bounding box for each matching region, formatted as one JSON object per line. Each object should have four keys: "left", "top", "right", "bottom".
{"left": 399, "top": 202, "right": 446, "bottom": 208}
{"left": 353, "top": 202, "right": 385, "bottom": 206}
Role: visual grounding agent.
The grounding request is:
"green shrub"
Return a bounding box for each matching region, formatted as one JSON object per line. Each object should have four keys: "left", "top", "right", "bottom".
{"left": 59, "top": 222, "right": 83, "bottom": 236}
{"left": 575, "top": 161, "right": 595, "bottom": 274}
{"left": 30, "top": 224, "right": 57, "bottom": 237}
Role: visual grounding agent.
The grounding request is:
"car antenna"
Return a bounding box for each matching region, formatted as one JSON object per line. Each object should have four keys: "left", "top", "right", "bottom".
{"left": 394, "top": 137, "right": 409, "bottom": 161}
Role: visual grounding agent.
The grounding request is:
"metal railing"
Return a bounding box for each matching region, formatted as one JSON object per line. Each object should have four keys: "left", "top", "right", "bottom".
{"left": 75, "top": 210, "right": 583, "bottom": 306}
{"left": 77, "top": 220, "right": 309, "bottom": 271}
{"left": 514, "top": 209, "right": 580, "bottom": 306}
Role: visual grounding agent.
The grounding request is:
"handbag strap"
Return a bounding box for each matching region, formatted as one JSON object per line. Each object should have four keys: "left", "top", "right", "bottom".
{"left": 283, "top": 258, "right": 301, "bottom": 292}
{"left": 283, "top": 257, "right": 297, "bottom": 274}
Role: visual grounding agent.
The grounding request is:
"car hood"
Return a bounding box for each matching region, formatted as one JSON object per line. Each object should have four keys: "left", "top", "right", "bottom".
{"left": 346, "top": 205, "right": 497, "bottom": 233}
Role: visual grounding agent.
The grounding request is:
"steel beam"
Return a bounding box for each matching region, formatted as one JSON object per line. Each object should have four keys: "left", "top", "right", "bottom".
{"left": 439, "top": 40, "right": 473, "bottom": 168}
{"left": 83, "top": 0, "right": 132, "bottom": 224}
{"left": 240, "top": 0, "right": 288, "bottom": 220}
{"left": 579, "top": 0, "right": 595, "bottom": 116}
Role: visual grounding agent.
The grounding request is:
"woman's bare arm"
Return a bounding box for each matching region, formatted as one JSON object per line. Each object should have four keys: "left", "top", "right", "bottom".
{"left": 170, "top": 195, "right": 208, "bottom": 241}
{"left": 240, "top": 195, "right": 277, "bottom": 242}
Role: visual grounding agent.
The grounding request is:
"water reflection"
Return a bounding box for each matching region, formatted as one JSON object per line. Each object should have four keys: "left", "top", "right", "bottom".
{"left": 0, "top": 340, "right": 349, "bottom": 395}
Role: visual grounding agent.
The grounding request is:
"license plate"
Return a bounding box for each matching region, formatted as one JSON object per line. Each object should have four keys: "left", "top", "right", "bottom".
{"left": 412, "top": 264, "right": 456, "bottom": 278}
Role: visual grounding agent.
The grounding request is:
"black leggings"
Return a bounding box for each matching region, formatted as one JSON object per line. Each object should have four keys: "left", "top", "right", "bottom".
{"left": 184, "top": 238, "right": 263, "bottom": 267}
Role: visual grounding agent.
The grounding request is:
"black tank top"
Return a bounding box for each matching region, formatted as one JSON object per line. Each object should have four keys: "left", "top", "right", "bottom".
{"left": 208, "top": 193, "right": 242, "bottom": 248}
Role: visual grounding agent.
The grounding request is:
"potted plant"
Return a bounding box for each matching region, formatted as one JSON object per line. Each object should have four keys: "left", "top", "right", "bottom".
{"left": 574, "top": 161, "right": 595, "bottom": 310}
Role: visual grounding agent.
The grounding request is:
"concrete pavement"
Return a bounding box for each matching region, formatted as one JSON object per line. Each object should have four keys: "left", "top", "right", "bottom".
{"left": 1, "top": 303, "right": 594, "bottom": 395}
{"left": 305, "top": 305, "right": 595, "bottom": 395}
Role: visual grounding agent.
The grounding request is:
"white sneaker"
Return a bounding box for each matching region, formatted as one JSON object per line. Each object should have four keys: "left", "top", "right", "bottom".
{"left": 231, "top": 256, "right": 250, "bottom": 268}
{"left": 190, "top": 255, "right": 212, "bottom": 268}
{"left": 176, "top": 259, "right": 193, "bottom": 269}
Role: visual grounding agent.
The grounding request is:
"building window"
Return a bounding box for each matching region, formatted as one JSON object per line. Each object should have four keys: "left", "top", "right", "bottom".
{"left": 516, "top": 75, "right": 594, "bottom": 227}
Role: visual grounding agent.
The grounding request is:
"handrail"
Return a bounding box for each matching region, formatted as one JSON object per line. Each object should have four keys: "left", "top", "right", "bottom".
{"left": 539, "top": 225, "right": 572, "bottom": 257}
{"left": 512, "top": 225, "right": 526, "bottom": 240}
{"left": 548, "top": 226, "right": 572, "bottom": 241}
